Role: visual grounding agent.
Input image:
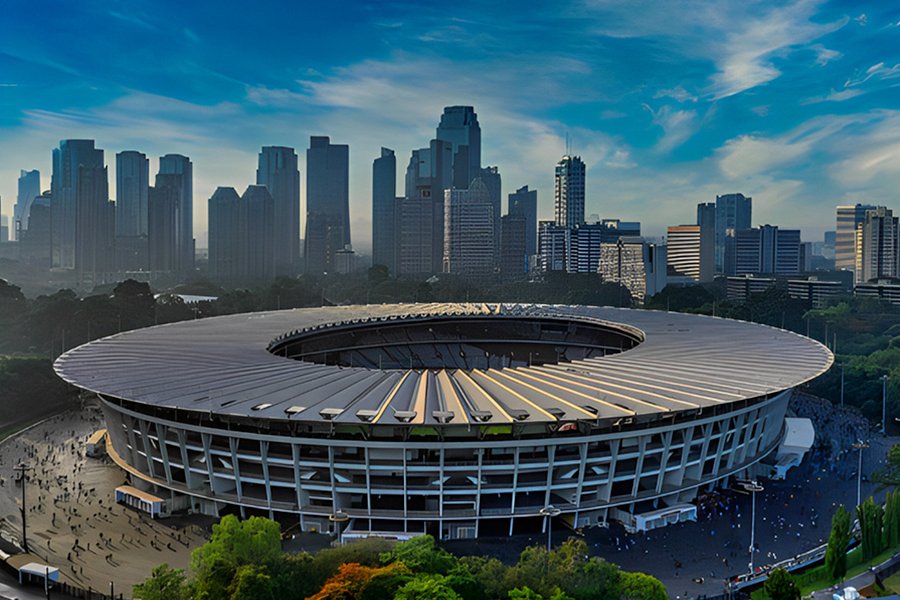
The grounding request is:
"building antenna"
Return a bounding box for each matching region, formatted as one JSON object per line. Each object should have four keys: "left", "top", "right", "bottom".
{"left": 565, "top": 132, "right": 570, "bottom": 156}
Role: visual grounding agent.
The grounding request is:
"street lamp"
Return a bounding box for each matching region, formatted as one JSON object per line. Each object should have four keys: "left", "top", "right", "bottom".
{"left": 882, "top": 375, "right": 890, "bottom": 436}
{"left": 13, "top": 464, "right": 32, "bottom": 553}
{"left": 852, "top": 441, "right": 870, "bottom": 508}
{"left": 539, "top": 505, "right": 561, "bottom": 552}
{"left": 329, "top": 510, "right": 350, "bottom": 545}
{"left": 737, "top": 480, "right": 764, "bottom": 574}
{"left": 840, "top": 363, "right": 845, "bottom": 408}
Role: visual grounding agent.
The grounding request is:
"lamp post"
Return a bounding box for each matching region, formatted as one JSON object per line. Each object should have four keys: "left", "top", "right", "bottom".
{"left": 852, "top": 441, "right": 869, "bottom": 508}
{"left": 329, "top": 510, "right": 350, "bottom": 545}
{"left": 840, "top": 363, "right": 845, "bottom": 408}
{"left": 882, "top": 375, "right": 890, "bottom": 436}
{"left": 737, "top": 480, "right": 764, "bottom": 574}
{"left": 13, "top": 464, "right": 32, "bottom": 553}
{"left": 539, "top": 505, "right": 561, "bottom": 553}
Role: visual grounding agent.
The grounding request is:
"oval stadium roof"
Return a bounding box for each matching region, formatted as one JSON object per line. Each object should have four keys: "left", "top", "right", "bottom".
{"left": 54, "top": 304, "right": 833, "bottom": 427}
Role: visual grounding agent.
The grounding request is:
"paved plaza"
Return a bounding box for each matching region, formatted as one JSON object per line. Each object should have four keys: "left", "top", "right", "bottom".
{"left": 0, "top": 401, "right": 210, "bottom": 597}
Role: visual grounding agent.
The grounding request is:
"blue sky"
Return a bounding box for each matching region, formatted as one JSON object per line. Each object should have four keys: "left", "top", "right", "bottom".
{"left": 1, "top": 0, "right": 898, "bottom": 250}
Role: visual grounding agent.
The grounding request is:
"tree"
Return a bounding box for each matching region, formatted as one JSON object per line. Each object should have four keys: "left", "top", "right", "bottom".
{"left": 508, "top": 587, "right": 543, "bottom": 599}
{"left": 191, "top": 515, "right": 282, "bottom": 597}
{"left": 825, "top": 505, "right": 851, "bottom": 580}
{"left": 132, "top": 563, "right": 191, "bottom": 600}
{"left": 307, "top": 562, "right": 409, "bottom": 600}
{"left": 618, "top": 572, "right": 667, "bottom": 600}
{"left": 227, "top": 564, "right": 275, "bottom": 600}
{"left": 393, "top": 574, "right": 462, "bottom": 600}
{"left": 762, "top": 568, "right": 800, "bottom": 600}
{"left": 380, "top": 534, "right": 456, "bottom": 574}
{"left": 858, "top": 496, "right": 885, "bottom": 560}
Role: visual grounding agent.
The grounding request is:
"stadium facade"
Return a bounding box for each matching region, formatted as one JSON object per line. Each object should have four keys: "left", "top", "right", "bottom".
{"left": 55, "top": 304, "right": 832, "bottom": 539}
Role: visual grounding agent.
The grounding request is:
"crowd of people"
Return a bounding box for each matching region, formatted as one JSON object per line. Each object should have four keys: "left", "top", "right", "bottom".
{"left": 0, "top": 404, "right": 209, "bottom": 592}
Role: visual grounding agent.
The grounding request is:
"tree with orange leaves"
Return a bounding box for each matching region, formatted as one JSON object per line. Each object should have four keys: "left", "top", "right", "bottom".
{"left": 306, "top": 561, "right": 410, "bottom": 600}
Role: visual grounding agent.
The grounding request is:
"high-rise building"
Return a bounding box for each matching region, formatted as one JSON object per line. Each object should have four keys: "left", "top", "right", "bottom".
{"left": 148, "top": 174, "right": 180, "bottom": 274}
{"left": 554, "top": 155, "right": 585, "bottom": 228}
{"left": 404, "top": 139, "right": 454, "bottom": 273}
{"left": 538, "top": 221, "right": 568, "bottom": 272}
{"left": 372, "top": 147, "right": 397, "bottom": 272}
{"left": 396, "top": 196, "right": 434, "bottom": 276}
{"left": 157, "top": 154, "right": 194, "bottom": 276}
{"left": 666, "top": 225, "right": 714, "bottom": 283}
{"left": 208, "top": 187, "right": 242, "bottom": 282}
{"left": 51, "top": 140, "right": 106, "bottom": 272}
{"left": 116, "top": 151, "right": 149, "bottom": 237}
{"left": 435, "top": 106, "right": 481, "bottom": 190}
{"left": 732, "top": 225, "right": 801, "bottom": 275}
{"left": 508, "top": 185, "right": 537, "bottom": 257}
{"left": 538, "top": 220, "right": 640, "bottom": 274}
{"left": 115, "top": 151, "right": 150, "bottom": 272}
{"left": 478, "top": 166, "right": 502, "bottom": 258}
{"left": 14, "top": 169, "right": 40, "bottom": 240}
{"left": 257, "top": 146, "right": 300, "bottom": 275}
{"left": 500, "top": 214, "right": 527, "bottom": 281}
{"left": 305, "top": 136, "right": 350, "bottom": 274}
{"left": 242, "top": 185, "right": 276, "bottom": 281}
{"left": 599, "top": 237, "right": 667, "bottom": 303}
{"left": 443, "top": 179, "right": 494, "bottom": 279}
{"left": 835, "top": 204, "right": 876, "bottom": 274}
{"left": 696, "top": 201, "right": 716, "bottom": 268}
{"left": 856, "top": 206, "right": 899, "bottom": 283}
{"left": 19, "top": 192, "right": 52, "bottom": 268}
{"left": 711, "top": 193, "right": 751, "bottom": 274}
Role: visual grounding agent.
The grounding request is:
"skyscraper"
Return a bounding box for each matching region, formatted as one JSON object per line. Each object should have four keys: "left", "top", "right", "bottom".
{"left": 443, "top": 179, "right": 494, "bottom": 278}
{"left": 478, "top": 166, "right": 502, "bottom": 259}
{"left": 116, "top": 151, "right": 150, "bottom": 272}
{"left": 554, "top": 155, "right": 585, "bottom": 228}
{"left": 713, "top": 193, "right": 751, "bottom": 273}
{"left": 500, "top": 214, "right": 527, "bottom": 281}
{"left": 856, "top": 206, "right": 899, "bottom": 283}
{"left": 403, "top": 139, "right": 454, "bottom": 273}
{"left": 835, "top": 203, "right": 875, "bottom": 273}
{"left": 508, "top": 185, "right": 538, "bottom": 257}
{"left": 257, "top": 146, "right": 300, "bottom": 275}
{"left": 116, "top": 151, "right": 149, "bottom": 237}
{"left": 15, "top": 169, "right": 40, "bottom": 240}
{"left": 148, "top": 174, "right": 181, "bottom": 274}
{"left": 208, "top": 187, "right": 242, "bottom": 282}
{"left": 51, "top": 140, "right": 105, "bottom": 270}
{"left": 372, "top": 147, "right": 397, "bottom": 272}
{"left": 305, "top": 136, "right": 350, "bottom": 274}
{"left": 158, "top": 154, "right": 193, "bottom": 276}
{"left": 242, "top": 185, "right": 276, "bottom": 280}
{"left": 435, "top": 106, "right": 481, "bottom": 190}
{"left": 19, "top": 192, "right": 51, "bottom": 268}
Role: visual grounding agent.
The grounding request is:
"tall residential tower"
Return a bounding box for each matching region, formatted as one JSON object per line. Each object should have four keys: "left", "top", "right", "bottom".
{"left": 305, "top": 136, "right": 350, "bottom": 274}
{"left": 257, "top": 146, "right": 300, "bottom": 275}
{"left": 554, "top": 155, "right": 585, "bottom": 228}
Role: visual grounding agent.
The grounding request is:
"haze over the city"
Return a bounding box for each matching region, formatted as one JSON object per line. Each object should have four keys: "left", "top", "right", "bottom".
{"left": 1, "top": 0, "right": 898, "bottom": 251}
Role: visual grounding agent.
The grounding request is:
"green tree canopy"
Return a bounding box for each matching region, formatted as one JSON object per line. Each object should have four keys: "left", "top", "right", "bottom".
{"left": 132, "top": 563, "right": 191, "bottom": 600}
{"left": 762, "top": 567, "right": 800, "bottom": 600}
{"left": 618, "top": 571, "right": 667, "bottom": 600}
{"left": 825, "top": 504, "right": 851, "bottom": 580}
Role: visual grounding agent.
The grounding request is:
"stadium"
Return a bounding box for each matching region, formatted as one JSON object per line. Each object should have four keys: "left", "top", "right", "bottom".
{"left": 54, "top": 303, "right": 832, "bottom": 540}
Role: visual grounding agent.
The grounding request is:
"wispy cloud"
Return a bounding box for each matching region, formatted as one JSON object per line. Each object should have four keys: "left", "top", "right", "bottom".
{"left": 707, "top": 1, "right": 847, "bottom": 99}
{"left": 643, "top": 104, "right": 698, "bottom": 152}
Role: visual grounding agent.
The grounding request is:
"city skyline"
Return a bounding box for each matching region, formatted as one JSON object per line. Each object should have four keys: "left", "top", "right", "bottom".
{"left": 1, "top": 1, "right": 897, "bottom": 251}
